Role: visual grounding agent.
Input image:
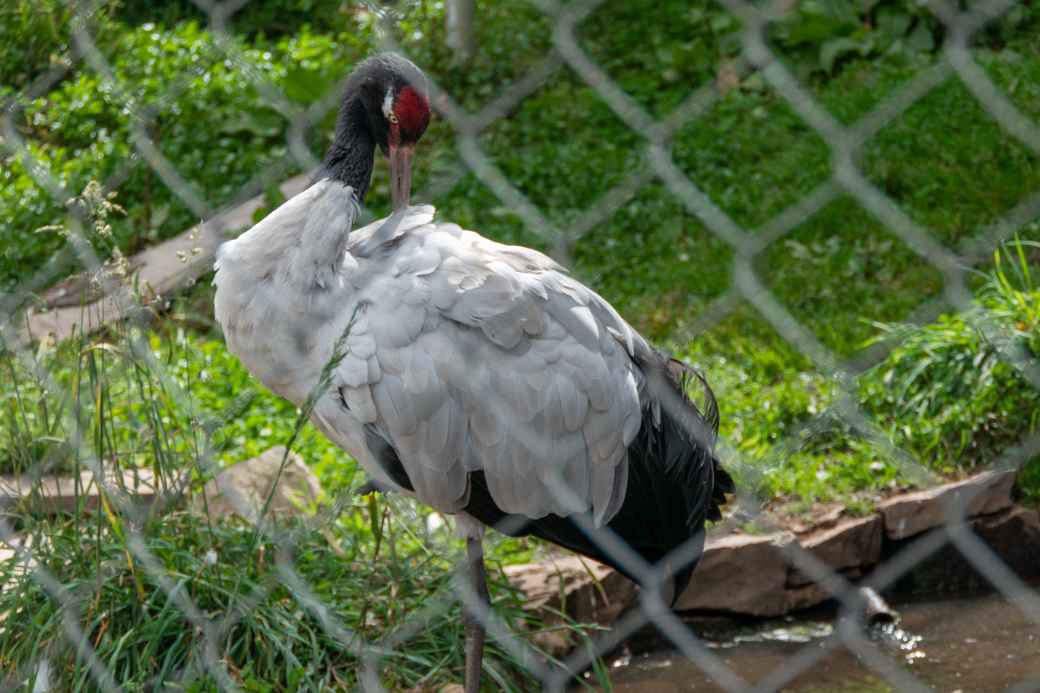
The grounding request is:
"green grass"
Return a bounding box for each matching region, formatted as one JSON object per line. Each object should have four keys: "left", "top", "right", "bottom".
{"left": 0, "top": 510, "right": 595, "bottom": 691}
{"left": 859, "top": 241, "right": 1040, "bottom": 492}
{"left": 0, "top": 322, "right": 348, "bottom": 486}
{"left": 1, "top": 276, "right": 581, "bottom": 690}
{"left": 864, "top": 77, "right": 1040, "bottom": 244}
{"left": 762, "top": 196, "right": 945, "bottom": 355}
{"left": 674, "top": 239, "right": 1040, "bottom": 508}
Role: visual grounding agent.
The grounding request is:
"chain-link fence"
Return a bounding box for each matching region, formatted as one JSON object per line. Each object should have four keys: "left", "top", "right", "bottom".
{"left": 2, "top": 0, "right": 1040, "bottom": 690}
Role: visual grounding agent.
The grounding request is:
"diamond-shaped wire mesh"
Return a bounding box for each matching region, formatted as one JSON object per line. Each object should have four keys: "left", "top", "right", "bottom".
{"left": 1, "top": 0, "right": 1039, "bottom": 690}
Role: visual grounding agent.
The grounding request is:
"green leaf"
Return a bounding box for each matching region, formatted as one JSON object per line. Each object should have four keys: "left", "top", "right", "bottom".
{"left": 710, "top": 12, "right": 736, "bottom": 33}
{"left": 820, "top": 36, "right": 868, "bottom": 72}
{"left": 218, "top": 108, "right": 283, "bottom": 137}
{"left": 875, "top": 7, "right": 913, "bottom": 38}
{"left": 282, "top": 66, "right": 333, "bottom": 104}
{"left": 906, "top": 21, "right": 936, "bottom": 52}
{"left": 816, "top": 0, "right": 861, "bottom": 24}
{"left": 783, "top": 14, "right": 854, "bottom": 46}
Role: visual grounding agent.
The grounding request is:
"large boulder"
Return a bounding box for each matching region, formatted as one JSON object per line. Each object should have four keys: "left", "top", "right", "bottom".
{"left": 193, "top": 447, "right": 321, "bottom": 522}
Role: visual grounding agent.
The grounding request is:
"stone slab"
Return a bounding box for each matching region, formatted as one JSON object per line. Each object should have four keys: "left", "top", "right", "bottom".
{"left": 783, "top": 581, "right": 833, "bottom": 612}
{"left": 0, "top": 469, "right": 158, "bottom": 514}
{"left": 674, "top": 532, "right": 795, "bottom": 617}
{"left": 887, "top": 504, "right": 1040, "bottom": 596}
{"left": 504, "top": 472, "right": 1029, "bottom": 634}
{"left": 787, "top": 514, "right": 883, "bottom": 587}
{"left": 879, "top": 470, "right": 1016, "bottom": 540}
{"left": 972, "top": 505, "right": 1040, "bottom": 581}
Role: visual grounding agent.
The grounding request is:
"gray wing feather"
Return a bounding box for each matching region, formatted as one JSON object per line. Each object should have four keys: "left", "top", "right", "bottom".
{"left": 336, "top": 213, "right": 648, "bottom": 522}
{"left": 557, "top": 376, "right": 588, "bottom": 432}
{"left": 341, "top": 384, "right": 378, "bottom": 424}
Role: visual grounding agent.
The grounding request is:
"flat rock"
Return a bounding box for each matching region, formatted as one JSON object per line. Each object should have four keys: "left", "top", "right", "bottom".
{"left": 0, "top": 469, "right": 158, "bottom": 514}
{"left": 675, "top": 532, "right": 795, "bottom": 617}
{"left": 504, "top": 473, "right": 1029, "bottom": 631}
{"left": 783, "top": 501, "right": 846, "bottom": 534}
{"left": 784, "top": 581, "right": 833, "bottom": 612}
{"left": 888, "top": 504, "right": 1040, "bottom": 596}
{"left": 503, "top": 554, "right": 637, "bottom": 629}
{"left": 879, "top": 470, "right": 1016, "bottom": 540}
{"left": 972, "top": 505, "right": 1040, "bottom": 581}
{"left": 193, "top": 446, "right": 321, "bottom": 522}
{"left": 787, "top": 515, "right": 882, "bottom": 587}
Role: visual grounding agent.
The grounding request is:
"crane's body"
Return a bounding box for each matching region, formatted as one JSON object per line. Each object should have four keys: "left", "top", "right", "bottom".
{"left": 214, "top": 53, "right": 731, "bottom": 692}
{"left": 215, "top": 178, "right": 729, "bottom": 580}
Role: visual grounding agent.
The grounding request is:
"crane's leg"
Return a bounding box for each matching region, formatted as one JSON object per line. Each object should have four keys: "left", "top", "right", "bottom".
{"left": 463, "top": 535, "right": 489, "bottom": 693}
{"left": 458, "top": 518, "right": 489, "bottom": 693}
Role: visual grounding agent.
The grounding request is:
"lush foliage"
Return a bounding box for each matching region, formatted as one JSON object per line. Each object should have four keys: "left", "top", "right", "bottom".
{"left": 2, "top": 0, "right": 1038, "bottom": 516}
{"left": 860, "top": 241, "right": 1040, "bottom": 499}
{"left": 1, "top": 17, "right": 373, "bottom": 292}
{"left": 0, "top": 510, "right": 595, "bottom": 691}
{"left": 678, "top": 239, "right": 1040, "bottom": 508}
{"left": 768, "top": 0, "right": 1040, "bottom": 77}
{"left": 0, "top": 0, "right": 119, "bottom": 91}
{"left": 1, "top": 320, "right": 338, "bottom": 479}
{"left": 2, "top": 0, "right": 1040, "bottom": 687}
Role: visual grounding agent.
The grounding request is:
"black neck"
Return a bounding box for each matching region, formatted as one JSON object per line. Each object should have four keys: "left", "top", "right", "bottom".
{"left": 317, "top": 96, "right": 375, "bottom": 202}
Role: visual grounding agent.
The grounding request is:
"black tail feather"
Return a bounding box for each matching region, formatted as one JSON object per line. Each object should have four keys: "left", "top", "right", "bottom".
{"left": 462, "top": 352, "right": 732, "bottom": 604}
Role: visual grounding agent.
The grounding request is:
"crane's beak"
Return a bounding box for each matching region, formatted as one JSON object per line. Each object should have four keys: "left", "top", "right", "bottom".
{"left": 389, "top": 144, "right": 413, "bottom": 211}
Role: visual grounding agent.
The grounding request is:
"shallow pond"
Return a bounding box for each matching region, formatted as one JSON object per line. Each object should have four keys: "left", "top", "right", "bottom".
{"left": 607, "top": 593, "right": 1040, "bottom": 692}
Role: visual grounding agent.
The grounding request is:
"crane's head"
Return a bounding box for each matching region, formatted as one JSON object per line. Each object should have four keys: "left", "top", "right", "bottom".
{"left": 348, "top": 53, "right": 431, "bottom": 210}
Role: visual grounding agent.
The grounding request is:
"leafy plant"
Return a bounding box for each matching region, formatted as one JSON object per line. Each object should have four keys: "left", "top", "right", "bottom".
{"left": 859, "top": 238, "right": 1040, "bottom": 493}
{"left": 1, "top": 20, "right": 371, "bottom": 292}
{"left": 0, "top": 0, "right": 118, "bottom": 90}
{"left": 768, "top": 0, "right": 1040, "bottom": 77}
{"left": 0, "top": 510, "right": 590, "bottom": 691}
{"left": 769, "top": 0, "right": 940, "bottom": 76}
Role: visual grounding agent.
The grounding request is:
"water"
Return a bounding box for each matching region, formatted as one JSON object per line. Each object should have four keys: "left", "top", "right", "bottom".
{"left": 607, "top": 594, "right": 1040, "bottom": 692}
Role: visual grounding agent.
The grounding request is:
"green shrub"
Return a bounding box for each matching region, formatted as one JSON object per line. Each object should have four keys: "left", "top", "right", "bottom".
{"left": 671, "top": 240, "right": 1040, "bottom": 509}
{"left": 859, "top": 239, "right": 1040, "bottom": 497}
{"left": 768, "top": 0, "right": 1040, "bottom": 77}
{"left": 0, "top": 0, "right": 119, "bottom": 90}
{"left": 1, "top": 20, "right": 371, "bottom": 291}
{"left": 116, "top": 0, "right": 351, "bottom": 38}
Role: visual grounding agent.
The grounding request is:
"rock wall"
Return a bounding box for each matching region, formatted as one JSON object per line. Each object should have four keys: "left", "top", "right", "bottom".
{"left": 504, "top": 470, "right": 1036, "bottom": 631}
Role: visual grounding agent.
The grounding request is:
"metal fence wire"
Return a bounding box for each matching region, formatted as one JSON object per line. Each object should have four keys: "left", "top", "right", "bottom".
{"left": 2, "top": 0, "right": 1040, "bottom": 690}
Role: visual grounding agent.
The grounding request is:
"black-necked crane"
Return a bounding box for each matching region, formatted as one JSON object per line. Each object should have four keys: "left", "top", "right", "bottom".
{"left": 213, "top": 53, "right": 732, "bottom": 692}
